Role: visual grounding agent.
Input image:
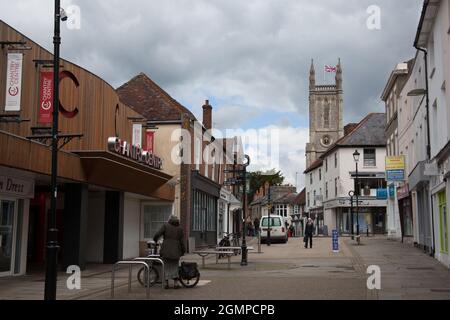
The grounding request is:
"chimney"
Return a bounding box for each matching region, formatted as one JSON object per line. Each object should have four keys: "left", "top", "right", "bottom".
{"left": 344, "top": 123, "right": 358, "bottom": 136}
{"left": 202, "top": 100, "right": 212, "bottom": 130}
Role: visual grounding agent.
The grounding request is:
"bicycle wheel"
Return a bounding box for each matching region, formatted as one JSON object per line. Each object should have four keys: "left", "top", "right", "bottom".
{"left": 178, "top": 271, "right": 200, "bottom": 288}
{"left": 137, "top": 265, "right": 159, "bottom": 287}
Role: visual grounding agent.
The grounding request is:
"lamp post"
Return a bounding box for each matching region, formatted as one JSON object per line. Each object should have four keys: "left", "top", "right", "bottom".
{"left": 241, "top": 155, "right": 250, "bottom": 266}
{"left": 267, "top": 185, "right": 271, "bottom": 246}
{"left": 348, "top": 190, "right": 354, "bottom": 240}
{"left": 353, "top": 150, "right": 360, "bottom": 238}
{"left": 44, "top": 1, "right": 67, "bottom": 301}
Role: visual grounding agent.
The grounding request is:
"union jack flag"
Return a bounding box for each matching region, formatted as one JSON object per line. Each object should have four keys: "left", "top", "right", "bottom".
{"left": 325, "top": 65, "right": 337, "bottom": 73}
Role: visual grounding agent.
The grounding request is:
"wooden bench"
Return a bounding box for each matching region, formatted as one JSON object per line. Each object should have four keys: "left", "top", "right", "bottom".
{"left": 193, "top": 246, "right": 255, "bottom": 269}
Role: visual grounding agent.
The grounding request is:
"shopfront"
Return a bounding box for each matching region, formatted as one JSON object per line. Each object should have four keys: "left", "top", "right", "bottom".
{"left": 326, "top": 197, "right": 387, "bottom": 235}
{"left": 190, "top": 171, "right": 220, "bottom": 247}
{"left": 0, "top": 20, "right": 175, "bottom": 276}
{"left": 398, "top": 184, "right": 413, "bottom": 237}
{"left": 0, "top": 169, "right": 34, "bottom": 276}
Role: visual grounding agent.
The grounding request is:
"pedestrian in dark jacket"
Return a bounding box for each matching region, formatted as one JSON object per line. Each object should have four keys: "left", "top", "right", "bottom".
{"left": 304, "top": 218, "right": 314, "bottom": 248}
{"left": 153, "top": 215, "right": 185, "bottom": 289}
{"left": 254, "top": 217, "right": 260, "bottom": 236}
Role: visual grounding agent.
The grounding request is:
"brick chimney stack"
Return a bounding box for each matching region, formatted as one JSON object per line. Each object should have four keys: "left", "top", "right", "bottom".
{"left": 202, "top": 100, "right": 212, "bottom": 130}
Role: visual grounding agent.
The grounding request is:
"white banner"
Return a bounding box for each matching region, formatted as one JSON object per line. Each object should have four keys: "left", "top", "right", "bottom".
{"left": 132, "top": 123, "right": 142, "bottom": 147}
{"left": 4, "top": 53, "right": 23, "bottom": 111}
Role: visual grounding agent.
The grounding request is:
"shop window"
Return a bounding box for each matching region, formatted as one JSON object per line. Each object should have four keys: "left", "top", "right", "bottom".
{"left": 192, "top": 189, "right": 217, "bottom": 232}
{"left": 143, "top": 204, "right": 173, "bottom": 239}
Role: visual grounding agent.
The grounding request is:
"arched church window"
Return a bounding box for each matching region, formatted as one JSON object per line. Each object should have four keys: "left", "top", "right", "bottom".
{"left": 324, "top": 104, "right": 330, "bottom": 128}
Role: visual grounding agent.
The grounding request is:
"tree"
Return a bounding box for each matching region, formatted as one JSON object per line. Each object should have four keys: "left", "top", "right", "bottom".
{"left": 248, "top": 169, "right": 285, "bottom": 203}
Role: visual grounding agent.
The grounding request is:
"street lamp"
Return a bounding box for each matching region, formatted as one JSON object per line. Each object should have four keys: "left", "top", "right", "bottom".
{"left": 44, "top": 0, "right": 66, "bottom": 300}
{"left": 348, "top": 190, "right": 354, "bottom": 240}
{"left": 267, "top": 186, "right": 271, "bottom": 246}
{"left": 241, "top": 155, "right": 250, "bottom": 266}
{"left": 353, "top": 150, "right": 360, "bottom": 238}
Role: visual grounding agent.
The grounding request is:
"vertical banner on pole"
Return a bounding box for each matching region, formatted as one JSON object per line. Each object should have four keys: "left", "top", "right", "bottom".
{"left": 5, "top": 53, "right": 23, "bottom": 111}
{"left": 132, "top": 123, "right": 142, "bottom": 147}
{"left": 332, "top": 229, "right": 339, "bottom": 253}
{"left": 39, "top": 71, "right": 54, "bottom": 124}
{"left": 146, "top": 130, "right": 154, "bottom": 153}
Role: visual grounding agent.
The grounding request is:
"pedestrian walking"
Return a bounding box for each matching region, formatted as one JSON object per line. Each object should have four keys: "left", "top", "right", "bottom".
{"left": 303, "top": 218, "right": 314, "bottom": 249}
{"left": 289, "top": 224, "right": 295, "bottom": 237}
{"left": 153, "top": 215, "right": 186, "bottom": 289}
{"left": 254, "top": 217, "right": 260, "bottom": 237}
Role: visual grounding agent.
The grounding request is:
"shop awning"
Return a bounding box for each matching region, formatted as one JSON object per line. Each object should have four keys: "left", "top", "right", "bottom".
{"left": 76, "top": 151, "right": 174, "bottom": 200}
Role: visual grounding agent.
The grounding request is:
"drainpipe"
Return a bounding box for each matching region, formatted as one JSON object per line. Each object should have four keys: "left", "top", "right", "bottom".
{"left": 413, "top": 44, "right": 435, "bottom": 258}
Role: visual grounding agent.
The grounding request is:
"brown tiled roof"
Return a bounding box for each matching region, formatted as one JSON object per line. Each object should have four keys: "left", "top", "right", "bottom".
{"left": 293, "top": 188, "right": 306, "bottom": 205}
{"left": 116, "top": 73, "right": 196, "bottom": 122}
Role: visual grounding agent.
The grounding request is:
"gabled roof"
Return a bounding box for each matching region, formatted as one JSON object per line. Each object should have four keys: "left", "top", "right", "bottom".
{"left": 320, "top": 113, "right": 386, "bottom": 159}
{"left": 294, "top": 188, "right": 306, "bottom": 205}
{"left": 116, "top": 73, "right": 196, "bottom": 122}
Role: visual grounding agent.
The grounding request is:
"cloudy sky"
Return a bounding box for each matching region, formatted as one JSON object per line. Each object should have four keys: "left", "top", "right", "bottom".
{"left": 0, "top": 0, "right": 423, "bottom": 189}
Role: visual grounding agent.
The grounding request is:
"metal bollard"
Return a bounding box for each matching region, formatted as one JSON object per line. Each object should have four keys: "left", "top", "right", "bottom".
{"left": 258, "top": 231, "right": 261, "bottom": 253}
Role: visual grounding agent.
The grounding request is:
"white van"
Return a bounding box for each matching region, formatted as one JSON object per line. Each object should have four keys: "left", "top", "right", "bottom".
{"left": 259, "top": 215, "right": 288, "bottom": 244}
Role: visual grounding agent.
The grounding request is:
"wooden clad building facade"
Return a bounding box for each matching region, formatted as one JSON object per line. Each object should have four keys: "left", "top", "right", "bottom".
{"left": 0, "top": 20, "right": 174, "bottom": 277}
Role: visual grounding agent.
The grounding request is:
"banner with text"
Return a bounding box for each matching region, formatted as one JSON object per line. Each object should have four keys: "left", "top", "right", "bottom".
{"left": 38, "top": 71, "right": 54, "bottom": 124}
{"left": 5, "top": 53, "right": 23, "bottom": 111}
{"left": 132, "top": 123, "right": 142, "bottom": 147}
{"left": 146, "top": 130, "right": 154, "bottom": 153}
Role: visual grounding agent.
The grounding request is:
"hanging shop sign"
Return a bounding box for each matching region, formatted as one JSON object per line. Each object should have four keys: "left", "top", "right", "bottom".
{"left": 107, "top": 137, "right": 162, "bottom": 170}
{"left": 38, "top": 70, "right": 80, "bottom": 124}
{"left": 5, "top": 53, "right": 23, "bottom": 111}
{"left": 385, "top": 156, "right": 405, "bottom": 181}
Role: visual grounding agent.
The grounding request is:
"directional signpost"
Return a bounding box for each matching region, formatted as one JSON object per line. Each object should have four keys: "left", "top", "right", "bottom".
{"left": 223, "top": 155, "right": 251, "bottom": 266}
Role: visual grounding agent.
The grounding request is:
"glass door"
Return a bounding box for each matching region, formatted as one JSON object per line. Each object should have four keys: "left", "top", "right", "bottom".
{"left": 0, "top": 200, "right": 16, "bottom": 276}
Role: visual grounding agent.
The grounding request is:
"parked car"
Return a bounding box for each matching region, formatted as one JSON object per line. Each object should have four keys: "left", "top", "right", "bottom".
{"left": 259, "top": 215, "right": 288, "bottom": 244}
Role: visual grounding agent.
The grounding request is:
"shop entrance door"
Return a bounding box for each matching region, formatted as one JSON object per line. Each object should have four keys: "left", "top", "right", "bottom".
{"left": 0, "top": 200, "right": 16, "bottom": 276}
{"left": 438, "top": 191, "right": 448, "bottom": 254}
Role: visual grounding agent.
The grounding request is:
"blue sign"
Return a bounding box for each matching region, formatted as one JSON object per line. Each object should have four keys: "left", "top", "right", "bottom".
{"left": 386, "top": 169, "right": 405, "bottom": 181}
{"left": 376, "top": 188, "right": 387, "bottom": 200}
{"left": 332, "top": 229, "right": 339, "bottom": 252}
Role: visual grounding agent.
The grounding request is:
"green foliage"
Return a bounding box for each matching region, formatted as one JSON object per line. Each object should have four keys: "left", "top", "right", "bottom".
{"left": 248, "top": 169, "right": 285, "bottom": 203}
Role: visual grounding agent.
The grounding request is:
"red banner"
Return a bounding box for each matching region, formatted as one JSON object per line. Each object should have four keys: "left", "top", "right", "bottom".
{"left": 146, "top": 130, "right": 154, "bottom": 153}
{"left": 38, "top": 71, "right": 54, "bottom": 124}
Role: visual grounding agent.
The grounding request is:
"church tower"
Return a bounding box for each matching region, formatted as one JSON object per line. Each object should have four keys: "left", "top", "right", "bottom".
{"left": 305, "top": 59, "right": 344, "bottom": 168}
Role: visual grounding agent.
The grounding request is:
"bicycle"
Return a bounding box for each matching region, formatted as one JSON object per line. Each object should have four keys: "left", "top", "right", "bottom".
{"left": 137, "top": 241, "right": 200, "bottom": 288}
{"left": 217, "top": 232, "right": 241, "bottom": 258}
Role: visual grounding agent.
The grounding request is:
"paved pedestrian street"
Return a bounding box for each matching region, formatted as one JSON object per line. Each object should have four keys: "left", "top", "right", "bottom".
{"left": 1, "top": 236, "right": 449, "bottom": 300}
